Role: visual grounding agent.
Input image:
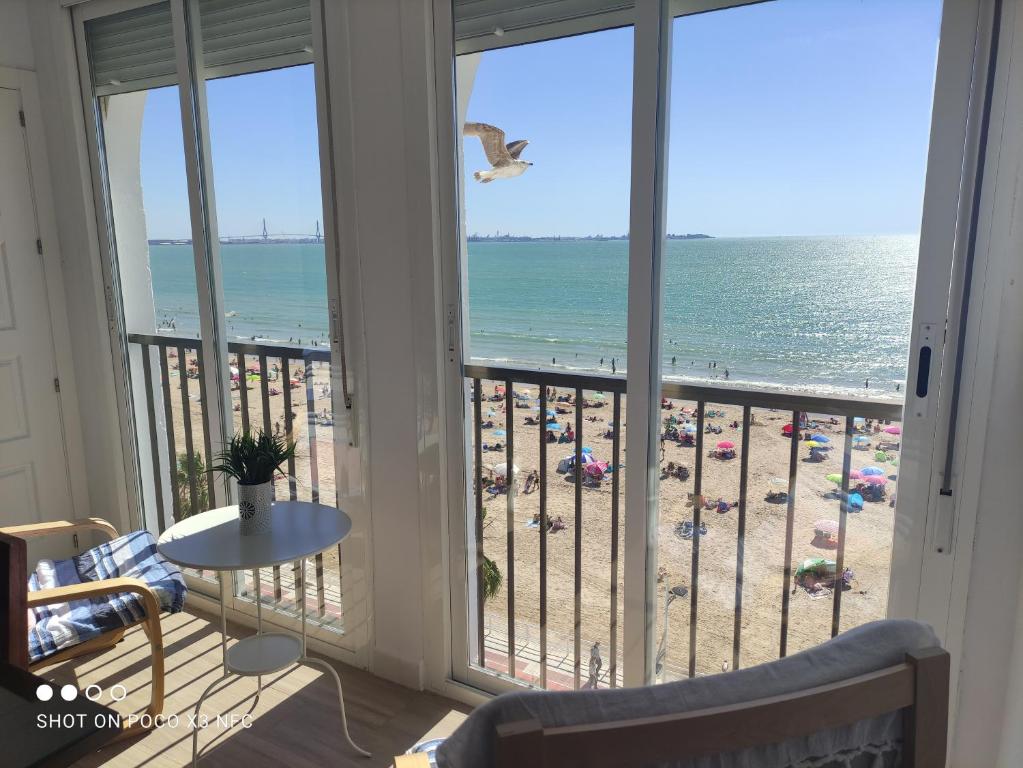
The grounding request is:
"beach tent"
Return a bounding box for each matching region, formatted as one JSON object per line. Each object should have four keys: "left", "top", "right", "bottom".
{"left": 557, "top": 453, "right": 597, "bottom": 473}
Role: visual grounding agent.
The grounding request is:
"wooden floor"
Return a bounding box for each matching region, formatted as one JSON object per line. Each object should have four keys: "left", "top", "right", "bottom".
{"left": 37, "top": 609, "right": 470, "bottom": 767}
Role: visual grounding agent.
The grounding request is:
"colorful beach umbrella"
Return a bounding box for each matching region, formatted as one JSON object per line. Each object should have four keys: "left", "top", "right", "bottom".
{"left": 852, "top": 435, "right": 870, "bottom": 444}
{"left": 861, "top": 466, "right": 885, "bottom": 476}
{"left": 806, "top": 441, "right": 823, "bottom": 448}
{"left": 810, "top": 434, "right": 830, "bottom": 443}
{"left": 826, "top": 473, "right": 843, "bottom": 484}
{"left": 493, "top": 462, "right": 519, "bottom": 477}
{"left": 682, "top": 424, "right": 697, "bottom": 434}
{"left": 493, "top": 429, "right": 506, "bottom": 437}
{"left": 884, "top": 425, "right": 902, "bottom": 435}
{"left": 782, "top": 424, "right": 794, "bottom": 435}
{"left": 864, "top": 475, "right": 888, "bottom": 485}
{"left": 849, "top": 469, "right": 864, "bottom": 480}
{"left": 847, "top": 492, "right": 865, "bottom": 511}
{"left": 875, "top": 450, "right": 889, "bottom": 462}
{"left": 717, "top": 441, "right": 735, "bottom": 450}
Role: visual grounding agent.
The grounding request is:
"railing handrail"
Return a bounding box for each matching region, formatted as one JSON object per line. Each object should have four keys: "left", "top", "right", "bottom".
{"left": 464, "top": 362, "right": 902, "bottom": 420}
{"left": 127, "top": 332, "right": 331, "bottom": 363}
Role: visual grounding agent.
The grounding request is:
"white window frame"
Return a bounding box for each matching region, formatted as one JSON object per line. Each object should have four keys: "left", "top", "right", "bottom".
{"left": 438, "top": 0, "right": 993, "bottom": 697}
{"left": 69, "top": 0, "right": 368, "bottom": 661}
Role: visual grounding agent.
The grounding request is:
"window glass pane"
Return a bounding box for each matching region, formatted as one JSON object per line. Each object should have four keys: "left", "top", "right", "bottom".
{"left": 86, "top": 3, "right": 214, "bottom": 539}
{"left": 460, "top": 26, "right": 632, "bottom": 689}
{"left": 203, "top": 52, "right": 339, "bottom": 626}
{"left": 655, "top": 0, "right": 941, "bottom": 679}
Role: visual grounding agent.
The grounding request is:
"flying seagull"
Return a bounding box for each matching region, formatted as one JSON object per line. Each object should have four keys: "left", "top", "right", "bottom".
{"left": 464, "top": 122, "right": 532, "bottom": 183}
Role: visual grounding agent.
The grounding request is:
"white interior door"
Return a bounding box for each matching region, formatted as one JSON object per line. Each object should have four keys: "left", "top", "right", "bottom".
{"left": 0, "top": 86, "right": 75, "bottom": 559}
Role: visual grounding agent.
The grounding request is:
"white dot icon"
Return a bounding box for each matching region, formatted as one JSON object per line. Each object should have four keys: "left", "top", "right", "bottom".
{"left": 36, "top": 684, "right": 53, "bottom": 702}
{"left": 60, "top": 684, "right": 78, "bottom": 702}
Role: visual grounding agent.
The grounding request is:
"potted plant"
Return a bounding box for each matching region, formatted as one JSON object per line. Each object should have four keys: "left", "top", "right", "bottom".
{"left": 212, "top": 430, "right": 296, "bottom": 535}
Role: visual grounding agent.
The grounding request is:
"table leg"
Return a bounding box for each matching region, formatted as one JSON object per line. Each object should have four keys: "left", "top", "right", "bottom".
{"left": 218, "top": 570, "right": 227, "bottom": 675}
{"left": 298, "top": 556, "right": 369, "bottom": 757}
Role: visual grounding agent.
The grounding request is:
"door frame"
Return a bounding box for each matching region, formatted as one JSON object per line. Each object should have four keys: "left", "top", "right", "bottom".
{"left": 438, "top": 0, "right": 992, "bottom": 697}
{"left": 68, "top": 0, "right": 368, "bottom": 661}
{"left": 0, "top": 66, "right": 89, "bottom": 535}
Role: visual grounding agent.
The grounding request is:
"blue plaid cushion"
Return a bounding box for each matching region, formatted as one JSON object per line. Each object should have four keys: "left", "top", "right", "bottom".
{"left": 28, "top": 530, "right": 186, "bottom": 663}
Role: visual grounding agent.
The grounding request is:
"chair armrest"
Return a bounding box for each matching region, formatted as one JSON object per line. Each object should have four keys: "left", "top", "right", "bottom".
{"left": 0, "top": 518, "right": 119, "bottom": 543}
{"left": 27, "top": 577, "right": 161, "bottom": 618}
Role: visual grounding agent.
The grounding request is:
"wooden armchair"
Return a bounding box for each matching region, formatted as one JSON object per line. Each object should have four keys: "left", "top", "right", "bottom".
{"left": 0, "top": 518, "right": 167, "bottom": 738}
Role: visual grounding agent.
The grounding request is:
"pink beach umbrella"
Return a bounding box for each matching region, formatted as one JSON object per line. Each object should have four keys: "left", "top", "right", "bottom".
{"left": 717, "top": 441, "right": 735, "bottom": 450}
{"left": 884, "top": 425, "right": 902, "bottom": 435}
{"left": 863, "top": 475, "right": 888, "bottom": 485}
{"left": 848, "top": 469, "right": 864, "bottom": 480}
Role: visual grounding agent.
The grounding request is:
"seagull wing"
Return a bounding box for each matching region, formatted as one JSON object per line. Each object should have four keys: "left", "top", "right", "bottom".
{"left": 464, "top": 122, "right": 513, "bottom": 167}
{"left": 505, "top": 139, "right": 529, "bottom": 159}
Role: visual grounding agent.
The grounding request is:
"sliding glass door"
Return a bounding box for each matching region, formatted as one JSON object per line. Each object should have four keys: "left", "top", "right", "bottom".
{"left": 447, "top": 0, "right": 980, "bottom": 694}
{"left": 74, "top": 0, "right": 355, "bottom": 647}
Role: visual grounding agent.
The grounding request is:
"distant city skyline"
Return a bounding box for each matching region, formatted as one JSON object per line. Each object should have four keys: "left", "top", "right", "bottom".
{"left": 139, "top": 0, "right": 942, "bottom": 241}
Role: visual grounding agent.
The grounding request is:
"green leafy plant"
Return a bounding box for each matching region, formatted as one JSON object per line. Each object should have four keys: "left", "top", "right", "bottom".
{"left": 482, "top": 555, "right": 502, "bottom": 601}
{"left": 175, "top": 451, "right": 209, "bottom": 521}
{"left": 211, "top": 430, "right": 296, "bottom": 486}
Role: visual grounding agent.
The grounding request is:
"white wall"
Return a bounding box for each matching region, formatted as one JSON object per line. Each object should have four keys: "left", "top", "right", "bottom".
{"left": 23, "top": 0, "right": 132, "bottom": 535}
{"left": 0, "top": 0, "right": 34, "bottom": 70}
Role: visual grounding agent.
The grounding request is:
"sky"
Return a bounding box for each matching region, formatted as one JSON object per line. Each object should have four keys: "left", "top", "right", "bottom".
{"left": 138, "top": 0, "right": 943, "bottom": 240}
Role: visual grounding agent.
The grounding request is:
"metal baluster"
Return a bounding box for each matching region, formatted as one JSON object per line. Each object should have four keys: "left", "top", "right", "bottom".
{"left": 256, "top": 353, "right": 283, "bottom": 604}
{"left": 473, "top": 378, "right": 485, "bottom": 667}
{"left": 574, "top": 387, "right": 583, "bottom": 688}
{"left": 539, "top": 381, "right": 548, "bottom": 688}
{"left": 689, "top": 401, "right": 705, "bottom": 678}
{"left": 238, "top": 352, "right": 250, "bottom": 433}
{"left": 315, "top": 553, "right": 325, "bottom": 617}
{"left": 195, "top": 347, "right": 215, "bottom": 508}
{"left": 505, "top": 380, "right": 516, "bottom": 678}
{"left": 609, "top": 392, "right": 621, "bottom": 687}
{"left": 832, "top": 416, "right": 854, "bottom": 637}
{"left": 282, "top": 357, "right": 297, "bottom": 500}
{"left": 140, "top": 345, "right": 165, "bottom": 534}
{"left": 733, "top": 405, "right": 751, "bottom": 671}
{"left": 177, "top": 345, "right": 199, "bottom": 519}
{"left": 780, "top": 409, "right": 800, "bottom": 658}
{"left": 159, "top": 349, "right": 180, "bottom": 523}
{"left": 305, "top": 354, "right": 319, "bottom": 503}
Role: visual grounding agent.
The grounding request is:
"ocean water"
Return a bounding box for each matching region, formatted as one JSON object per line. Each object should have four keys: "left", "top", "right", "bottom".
{"left": 151, "top": 234, "right": 918, "bottom": 398}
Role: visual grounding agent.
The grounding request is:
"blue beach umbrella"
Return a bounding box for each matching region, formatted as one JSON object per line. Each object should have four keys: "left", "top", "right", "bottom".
{"left": 810, "top": 434, "right": 830, "bottom": 443}
{"left": 846, "top": 492, "right": 865, "bottom": 511}
{"left": 582, "top": 447, "right": 592, "bottom": 454}
{"left": 860, "top": 466, "right": 885, "bottom": 476}
{"left": 546, "top": 423, "right": 561, "bottom": 431}
{"left": 852, "top": 435, "right": 869, "bottom": 444}
{"left": 493, "top": 429, "right": 506, "bottom": 437}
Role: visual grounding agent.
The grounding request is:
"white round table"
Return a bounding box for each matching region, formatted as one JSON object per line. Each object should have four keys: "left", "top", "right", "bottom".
{"left": 157, "top": 501, "right": 369, "bottom": 764}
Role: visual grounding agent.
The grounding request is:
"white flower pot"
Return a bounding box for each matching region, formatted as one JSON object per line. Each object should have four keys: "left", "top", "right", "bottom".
{"left": 237, "top": 481, "right": 273, "bottom": 535}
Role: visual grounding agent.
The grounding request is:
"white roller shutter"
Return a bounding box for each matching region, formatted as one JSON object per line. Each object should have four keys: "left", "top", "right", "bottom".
{"left": 85, "top": 0, "right": 312, "bottom": 97}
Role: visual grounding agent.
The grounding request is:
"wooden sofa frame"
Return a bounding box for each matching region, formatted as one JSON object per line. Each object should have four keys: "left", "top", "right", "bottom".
{"left": 493, "top": 647, "right": 949, "bottom": 768}
{"left": 1, "top": 518, "right": 165, "bottom": 739}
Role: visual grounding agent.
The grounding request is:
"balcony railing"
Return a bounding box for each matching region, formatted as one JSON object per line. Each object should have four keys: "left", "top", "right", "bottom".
{"left": 127, "top": 332, "right": 341, "bottom": 630}
{"left": 464, "top": 362, "right": 903, "bottom": 690}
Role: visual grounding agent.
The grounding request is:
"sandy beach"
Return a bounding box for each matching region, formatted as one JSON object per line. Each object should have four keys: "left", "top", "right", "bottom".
{"left": 472, "top": 382, "right": 899, "bottom": 681}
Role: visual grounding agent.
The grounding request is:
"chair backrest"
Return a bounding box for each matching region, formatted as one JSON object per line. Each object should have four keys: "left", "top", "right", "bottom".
{"left": 495, "top": 647, "right": 949, "bottom": 768}
{"left": 0, "top": 531, "right": 29, "bottom": 669}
